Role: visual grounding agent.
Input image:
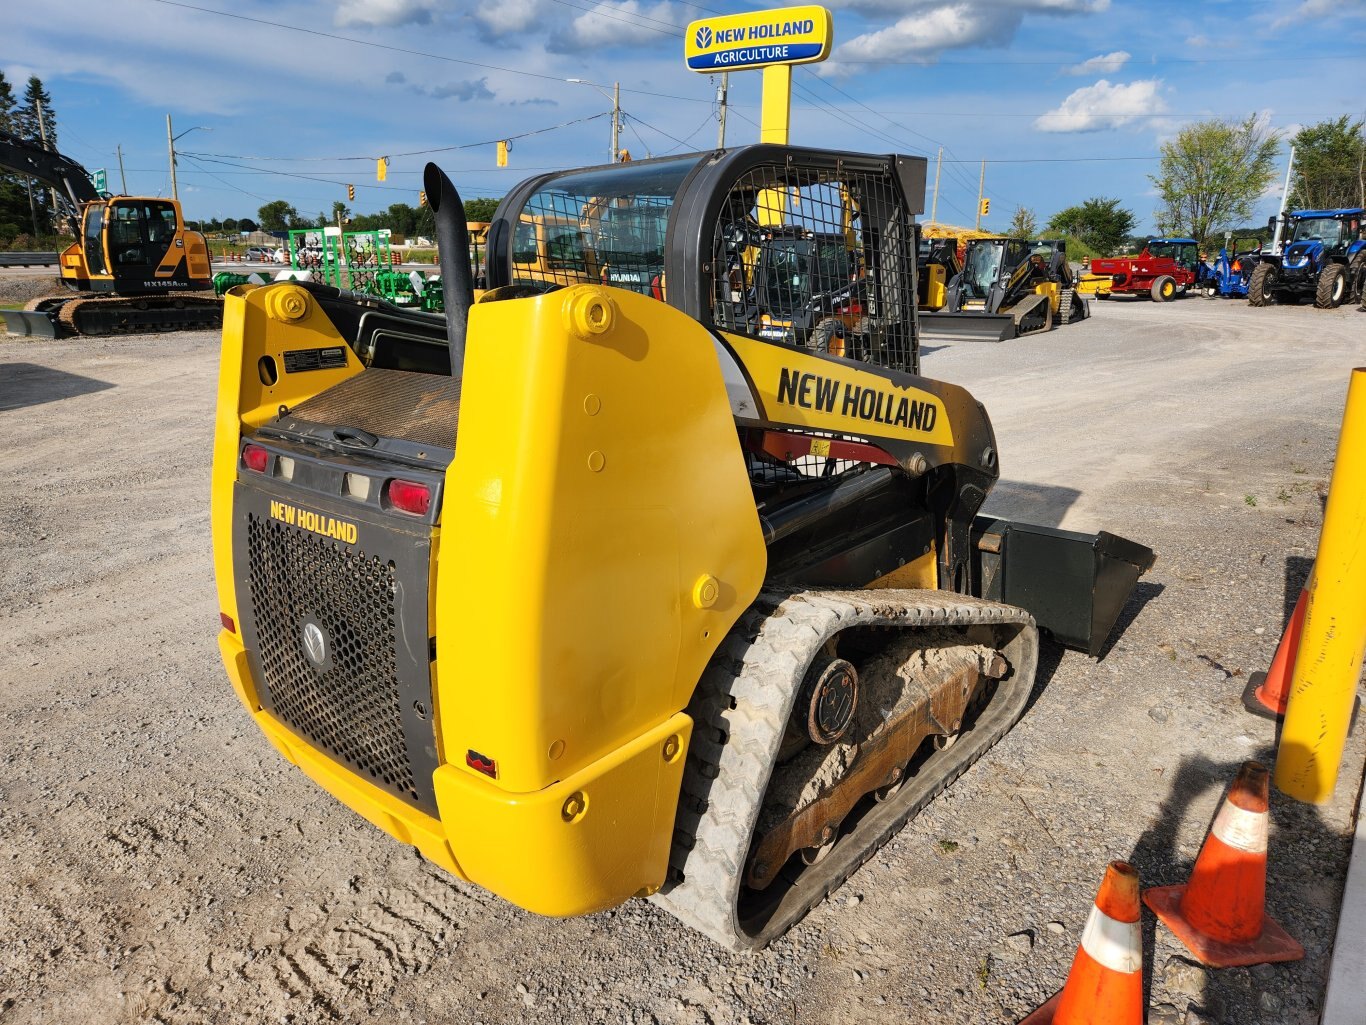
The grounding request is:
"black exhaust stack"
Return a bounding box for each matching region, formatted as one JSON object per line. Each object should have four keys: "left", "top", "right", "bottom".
{"left": 423, "top": 162, "right": 476, "bottom": 376}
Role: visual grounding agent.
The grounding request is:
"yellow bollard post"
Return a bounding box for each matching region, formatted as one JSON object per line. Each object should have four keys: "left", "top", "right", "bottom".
{"left": 1275, "top": 366, "right": 1366, "bottom": 803}
{"left": 759, "top": 65, "right": 792, "bottom": 144}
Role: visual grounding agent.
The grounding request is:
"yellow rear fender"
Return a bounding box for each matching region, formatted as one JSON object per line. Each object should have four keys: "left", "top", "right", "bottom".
{"left": 435, "top": 284, "right": 767, "bottom": 796}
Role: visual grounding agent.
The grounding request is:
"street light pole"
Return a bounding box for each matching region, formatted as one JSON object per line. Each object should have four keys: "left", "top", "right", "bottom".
{"left": 167, "top": 116, "right": 212, "bottom": 201}
{"left": 567, "top": 80, "right": 622, "bottom": 162}
{"left": 167, "top": 115, "right": 178, "bottom": 200}
{"left": 612, "top": 81, "right": 620, "bottom": 163}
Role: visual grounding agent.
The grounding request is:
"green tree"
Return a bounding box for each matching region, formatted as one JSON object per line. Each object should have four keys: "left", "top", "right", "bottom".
{"left": 1045, "top": 197, "right": 1136, "bottom": 256}
{"left": 1150, "top": 115, "right": 1281, "bottom": 247}
{"left": 0, "top": 71, "right": 23, "bottom": 242}
{"left": 9, "top": 76, "right": 58, "bottom": 236}
{"left": 1287, "top": 116, "right": 1365, "bottom": 211}
{"left": 330, "top": 200, "right": 351, "bottom": 224}
{"left": 464, "top": 196, "right": 501, "bottom": 222}
{"left": 1006, "top": 205, "right": 1038, "bottom": 239}
{"left": 257, "top": 200, "right": 300, "bottom": 231}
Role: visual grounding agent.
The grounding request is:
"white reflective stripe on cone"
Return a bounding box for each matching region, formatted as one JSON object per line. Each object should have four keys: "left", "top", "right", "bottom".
{"left": 1211, "top": 801, "right": 1268, "bottom": 853}
{"left": 1079, "top": 904, "right": 1142, "bottom": 974}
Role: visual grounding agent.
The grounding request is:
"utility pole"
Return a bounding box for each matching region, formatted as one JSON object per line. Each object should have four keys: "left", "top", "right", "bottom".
{"left": 612, "top": 81, "right": 621, "bottom": 162}
{"left": 975, "top": 159, "right": 986, "bottom": 231}
{"left": 167, "top": 114, "right": 179, "bottom": 200}
{"left": 930, "top": 147, "right": 942, "bottom": 226}
{"left": 117, "top": 144, "right": 128, "bottom": 194}
{"left": 35, "top": 98, "right": 60, "bottom": 233}
{"left": 716, "top": 73, "right": 729, "bottom": 149}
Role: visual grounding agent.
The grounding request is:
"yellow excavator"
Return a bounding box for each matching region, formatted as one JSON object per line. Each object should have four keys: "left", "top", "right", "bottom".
{"left": 0, "top": 128, "right": 219, "bottom": 337}
{"left": 210, "top": 144, "right": 1152, "bottom": 949}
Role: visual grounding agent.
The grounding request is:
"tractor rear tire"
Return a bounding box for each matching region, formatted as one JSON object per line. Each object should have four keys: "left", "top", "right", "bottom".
{"left": 1315, "top": 264, "right": 1346, "bottom": 309}
{"left": 1151, "top": 276, "right": 1177, "bottom": 302}
{"left": 1248, "top": 263, "right": 1276, "bottom": 307}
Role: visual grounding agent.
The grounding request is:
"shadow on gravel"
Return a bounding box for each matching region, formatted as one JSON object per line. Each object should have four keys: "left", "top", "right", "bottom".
{"left": 1280, "top": 555, "right": 1314, "bottom": 623}
{"left": 1127, "top": 746, "right": 1341, "bottom": 1025}
{"left": 1095, "top": 581, "right": 1166, "bottom": 662}
{"left": 0, "top": 362, "right": 115, "bottom": 412}
{"left": 982, "top": 481, "right": 1083, "bottom": 529}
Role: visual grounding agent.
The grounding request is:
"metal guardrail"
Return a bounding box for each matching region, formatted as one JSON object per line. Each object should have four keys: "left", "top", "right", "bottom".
{"left": 0, "top": 252, "right": 59, "bottom": 267}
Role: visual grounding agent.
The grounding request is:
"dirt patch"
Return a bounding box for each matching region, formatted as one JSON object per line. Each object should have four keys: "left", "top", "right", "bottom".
{"left": 0, "top": 274, "right": 64, "bottom": 305}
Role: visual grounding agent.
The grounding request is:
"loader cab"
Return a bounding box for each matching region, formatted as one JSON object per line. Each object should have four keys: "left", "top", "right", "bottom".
{"left": 958, "top": 238, "right": 1030, "bottom": 304}
{"left": 1288, "top": 210, "right": 1364, "bottom": 257}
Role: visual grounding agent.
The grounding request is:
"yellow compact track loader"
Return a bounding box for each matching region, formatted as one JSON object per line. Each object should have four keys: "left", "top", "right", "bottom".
{"left": 920, "top": 238, "right": 1088, "bottom": 343}
{"left": 211, "top": 146, "right": 1152, "bottom": 950}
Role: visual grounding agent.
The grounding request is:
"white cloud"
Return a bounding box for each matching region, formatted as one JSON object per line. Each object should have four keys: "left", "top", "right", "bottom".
{"left": 1064, "top": 50, "right": 1130, "bottom": 75}
{"left": 822, "top": 0, "right": 1109, "bottom": 71}
{"left": 827, "top": 4, "right": 1021, "bottom": 66}
{"left": 557, "top": 1, "right": 681, "bottom": 48}
{"left": 1273, "top": 0, "right": 1358, "bottom": 28}
{"left": 1034, "top": 78, "right": 1167, "bottom": 132}
{"left": 473, "top": 0, "right": 553, "bottom": 36}
{"left": 334, "top": 0, "right": 439, "bottom": 29}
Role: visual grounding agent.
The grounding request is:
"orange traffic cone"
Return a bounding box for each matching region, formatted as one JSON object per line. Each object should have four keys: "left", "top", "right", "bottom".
{"left": 1020, "top": 862, "right": 1143, "bottom": 1025}
{"left": 1143, "top": 761, "right": 1303, "bottom": 967}
{"left": 1241, "top": 589, "right": 1307, "bottom": 719}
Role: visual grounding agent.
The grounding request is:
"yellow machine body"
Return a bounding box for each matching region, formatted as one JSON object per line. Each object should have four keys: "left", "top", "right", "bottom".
{"left": 212, "top": 282, "right": 768, "bottom": 915}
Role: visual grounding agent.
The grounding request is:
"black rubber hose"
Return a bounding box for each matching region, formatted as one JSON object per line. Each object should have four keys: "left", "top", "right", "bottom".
{"left": 423, "top": 162, "right": 475, "bottom": 377}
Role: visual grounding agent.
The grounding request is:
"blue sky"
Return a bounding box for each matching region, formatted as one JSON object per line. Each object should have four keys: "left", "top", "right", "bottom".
{"left": 7, "top": 0, "right": 1365, "bottom": 233}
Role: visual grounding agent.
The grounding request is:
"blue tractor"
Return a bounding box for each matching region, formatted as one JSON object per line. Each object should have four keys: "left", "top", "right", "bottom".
{"left": 1248, "top": 208, "right": 1366, "bottom": 308}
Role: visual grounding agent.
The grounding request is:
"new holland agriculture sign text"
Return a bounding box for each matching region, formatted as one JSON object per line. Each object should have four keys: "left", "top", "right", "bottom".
{"left": 684, "top": 5, "right": 832, "bottom": 72}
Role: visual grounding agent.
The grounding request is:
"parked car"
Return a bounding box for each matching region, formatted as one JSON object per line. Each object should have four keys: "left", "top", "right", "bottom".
{"left": 242, "top": 246, "right": 275, "bottom": 263}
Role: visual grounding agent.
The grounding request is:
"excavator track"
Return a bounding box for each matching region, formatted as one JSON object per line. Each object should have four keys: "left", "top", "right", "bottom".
{"left": 652, "top": 589, "right": 1038, "bottom": 951}
{"left": 9, "top": 291, "right": 222, "bottom": 338}
{"left": 57, "top": 291, "right": 222, "bottom": 336}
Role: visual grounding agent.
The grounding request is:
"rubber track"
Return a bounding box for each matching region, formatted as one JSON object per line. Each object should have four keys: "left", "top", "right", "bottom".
{"left": 59, "top": 291, "right": 222, "bottom": 335}
{"left": 651, "top": 589, "right": 1038, "bottom": 951}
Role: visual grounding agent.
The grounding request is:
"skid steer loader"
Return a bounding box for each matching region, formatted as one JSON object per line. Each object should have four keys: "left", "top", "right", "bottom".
{"left": 921, "top": 238, "right": 1087, "bottom": 343}
{"left": 211, "top": 145, "right": 1152, "bottom": 950}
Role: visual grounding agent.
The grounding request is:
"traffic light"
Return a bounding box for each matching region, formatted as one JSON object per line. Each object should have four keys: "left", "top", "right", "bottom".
{"left": 347, "top": 183, "right": 355, "bottom": 202}
{"left": 376, "top": 157, "right": 388, "bottom": 182}
{"left": 418, "top": 190, "right": 427, "bottom": 207}
{"left": 979, "top": 198, "right": 990, "bottom": 217}
{"left": 496, "top": 140, "right": 509, "bottom": 168}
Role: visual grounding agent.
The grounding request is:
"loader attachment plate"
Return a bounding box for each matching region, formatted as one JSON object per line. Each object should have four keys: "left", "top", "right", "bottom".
{"left": 972, "top": 516, "right": 1155, "bottom": 656}
{"left": 917, "top": 310, "right": 1016, "bottom": 344}
{"left": 1, "top": 309, "right": 59, "bottom": 338}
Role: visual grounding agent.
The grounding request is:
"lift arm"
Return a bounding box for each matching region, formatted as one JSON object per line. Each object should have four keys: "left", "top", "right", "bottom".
{"left": 0, "top": 128, "right": 100, "bottom": 235}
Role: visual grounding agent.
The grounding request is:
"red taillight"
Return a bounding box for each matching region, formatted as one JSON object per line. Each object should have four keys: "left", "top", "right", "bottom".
{"left": 220, "top": 612, "right": 236, "bottom": 633}
{"left": 467, "top": 749, "right": 497, "bottom": 778}
{"left": 241, "top": 444, "right": 268, "bottom": 473}
{"left": 387, "top": 479, "right": 431, "bottom": 516}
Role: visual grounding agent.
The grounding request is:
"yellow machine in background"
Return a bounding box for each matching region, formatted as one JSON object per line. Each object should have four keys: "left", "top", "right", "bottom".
{"left": 211, "top": 145, "right": 1152, "bottom": 949}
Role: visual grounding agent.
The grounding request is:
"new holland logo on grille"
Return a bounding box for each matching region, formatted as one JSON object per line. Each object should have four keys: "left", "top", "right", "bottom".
{"left": 269, "top": 500, "right": 358, "bottom": 544}
{"left": 683, "top": 5, "right": 832, "bottom": 72}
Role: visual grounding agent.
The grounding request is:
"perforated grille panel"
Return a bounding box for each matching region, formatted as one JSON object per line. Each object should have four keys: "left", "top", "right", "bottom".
{"left": 245, "top": 511, "right": 419, "bottom": 805}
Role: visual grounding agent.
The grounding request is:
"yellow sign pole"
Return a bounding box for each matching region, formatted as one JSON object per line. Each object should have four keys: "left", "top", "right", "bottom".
{"left": 760, "top": 65, "right": 793, "bottom": 144}
{"left": 1275, "top": 366, "right": 1366, "bottom": 804}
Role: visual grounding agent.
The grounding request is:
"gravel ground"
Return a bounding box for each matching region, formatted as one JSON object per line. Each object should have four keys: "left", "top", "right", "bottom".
{"left": 1, "top": 290, "right": 1364, "bottom": 1025}
{"left": 0, "top": 273, "right": 65, "bottom": 305}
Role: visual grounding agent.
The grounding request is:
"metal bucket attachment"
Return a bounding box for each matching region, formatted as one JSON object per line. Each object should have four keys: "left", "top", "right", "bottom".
{"left": 918, "top": 310, "right": 1016, "bottom": 344}
{"left": 1, "top": 309, "right": 59, "bottom": 338}
{"left": 972, "top": 516, "right": 1155, "bottom": 657}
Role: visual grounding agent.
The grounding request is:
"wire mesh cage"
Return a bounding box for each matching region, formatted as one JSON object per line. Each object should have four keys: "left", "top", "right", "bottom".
{"left": 708, "top": 161, "right": 917, "bottom": 375}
